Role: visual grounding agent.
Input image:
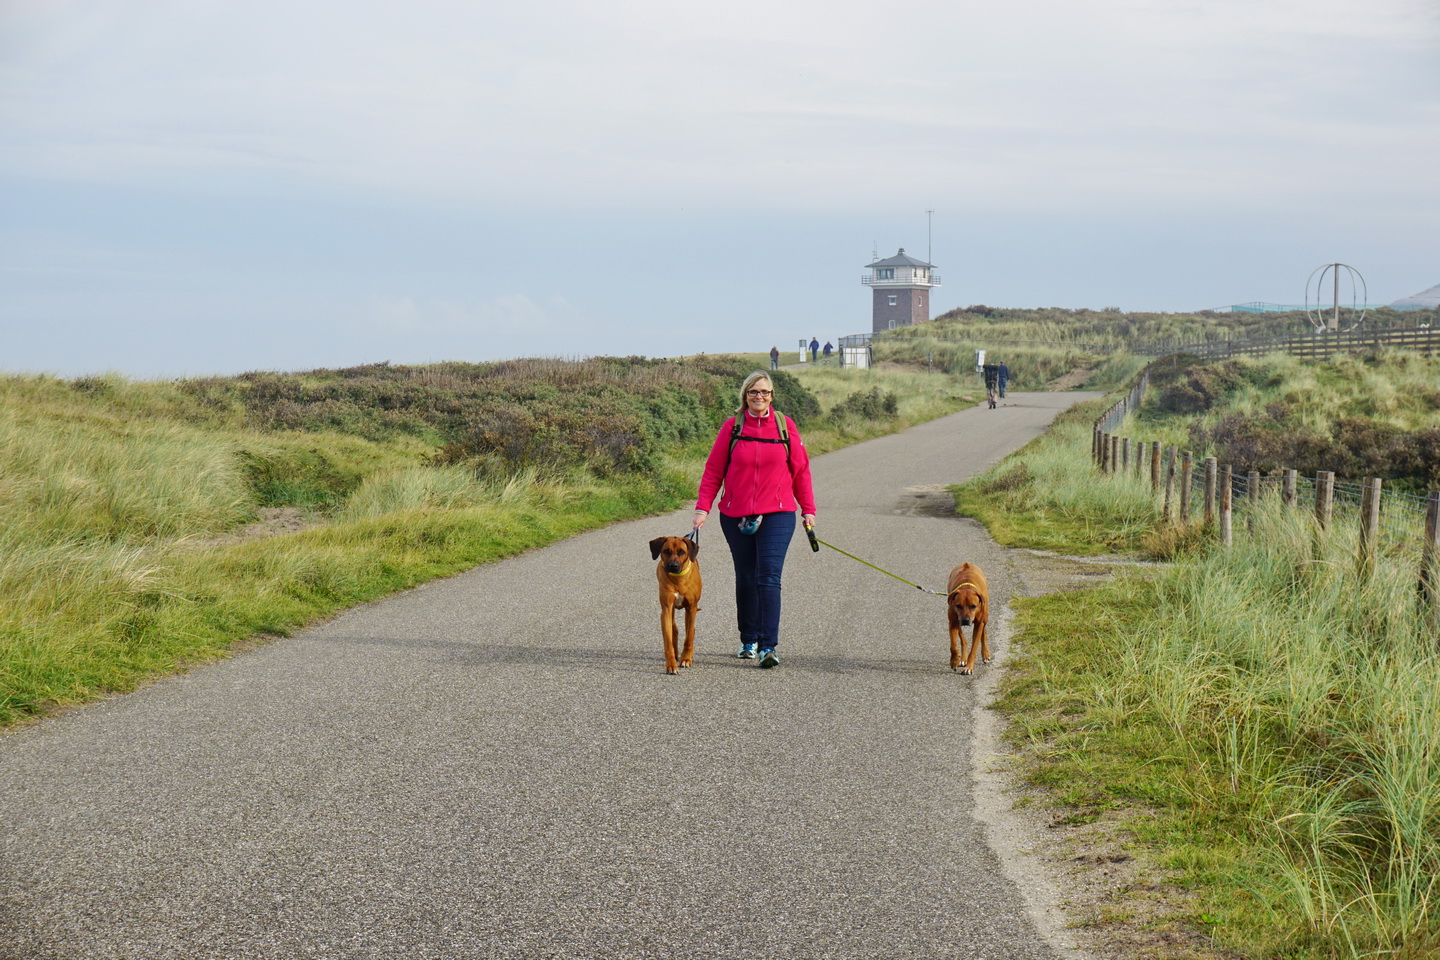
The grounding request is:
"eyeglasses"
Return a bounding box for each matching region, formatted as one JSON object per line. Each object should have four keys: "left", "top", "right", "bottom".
{"left": 746, "top": 389, "right": 773, "bottom": 397}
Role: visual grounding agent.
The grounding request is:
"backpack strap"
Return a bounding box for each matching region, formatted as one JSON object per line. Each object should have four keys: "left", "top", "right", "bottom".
{"left": 722, "top": 410, "right": 791, "bottom": 477}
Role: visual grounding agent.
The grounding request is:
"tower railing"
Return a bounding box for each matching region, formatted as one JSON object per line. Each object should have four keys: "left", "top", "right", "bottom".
{"left": 860, "top": 275, "right": 941, "bottom": 286}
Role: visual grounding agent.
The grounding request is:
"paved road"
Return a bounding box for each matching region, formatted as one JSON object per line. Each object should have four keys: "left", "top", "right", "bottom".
{"left": 0, "top": 391, "right": 1100, "bottom": 960}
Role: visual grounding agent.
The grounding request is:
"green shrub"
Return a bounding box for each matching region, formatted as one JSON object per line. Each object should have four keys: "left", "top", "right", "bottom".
{"left": 238, "top": 447, "right": 367, "bottom": 509}
{"left": 827, "top": 387, "right": 899, "bottom": 426}
{"left": 1154, "top": 360, "right": 1248, "bottom": 414}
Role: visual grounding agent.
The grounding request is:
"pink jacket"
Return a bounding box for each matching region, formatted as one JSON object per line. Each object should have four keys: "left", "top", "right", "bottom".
{"left": 696, "top": 409, "right": 816, "bottom": 518}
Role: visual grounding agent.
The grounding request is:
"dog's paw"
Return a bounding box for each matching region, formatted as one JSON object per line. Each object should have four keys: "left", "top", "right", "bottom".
{"left": 679, "top": 658, "right": 692, "bottom": 668}
{"left": 959, "top": 665, "right": 974, "bottom": 676}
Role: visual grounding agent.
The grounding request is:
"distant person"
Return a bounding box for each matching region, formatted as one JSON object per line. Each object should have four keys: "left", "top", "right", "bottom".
{"left": 769, "top": 345, "right": 780, "bottom": 370}
{"left": 809, "top": 337, "right": 819, "bottom": 363}
{"left": 823, "top": 341, "right": 833, "bottom": 363}
{"left": 997, "top": 361, "right": 1009, "bottom": 399}
{"left": 982, "top": 364, "right": 999, "bottom": 410}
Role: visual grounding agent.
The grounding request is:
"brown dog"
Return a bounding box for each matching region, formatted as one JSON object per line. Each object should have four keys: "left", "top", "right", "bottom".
{"left": 946, "top": 562, "right": 991, "bottom": 675}
{"left": 648, "top": 536, "right": 702, "bottom": 675}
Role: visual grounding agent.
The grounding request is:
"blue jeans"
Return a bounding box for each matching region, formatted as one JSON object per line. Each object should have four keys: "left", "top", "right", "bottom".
{"left": 719, "top": 511, "right": 796, "bottom": 652}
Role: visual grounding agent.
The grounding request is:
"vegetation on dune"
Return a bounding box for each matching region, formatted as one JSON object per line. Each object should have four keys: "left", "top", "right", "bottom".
{"left": 868, "top": 304, "right": 1437, "bottom": 395}
{"left": 927, "top": 303, "right": 1437, "bottom": 347}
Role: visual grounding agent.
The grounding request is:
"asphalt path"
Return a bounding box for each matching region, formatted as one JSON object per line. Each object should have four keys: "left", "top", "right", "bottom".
{"left": 0, "top": 390, "right": 1101, "bottom": 960}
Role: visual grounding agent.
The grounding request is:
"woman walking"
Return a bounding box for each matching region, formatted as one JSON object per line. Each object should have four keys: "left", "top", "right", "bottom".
{"left": 692, "top": 372, "right": 816, "bottom": 668}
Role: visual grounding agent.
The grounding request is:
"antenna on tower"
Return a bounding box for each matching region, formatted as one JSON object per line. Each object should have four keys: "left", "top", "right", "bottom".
{"left": 871, "top": 241, "right": 878, "bottom": 263}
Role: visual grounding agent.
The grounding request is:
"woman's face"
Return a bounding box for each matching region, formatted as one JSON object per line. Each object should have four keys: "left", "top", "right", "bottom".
{"left": 745, "top": 378, "right": 774, "bottom": 415}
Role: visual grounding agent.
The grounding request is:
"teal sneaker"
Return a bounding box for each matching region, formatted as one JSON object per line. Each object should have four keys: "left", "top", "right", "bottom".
{"left": 738, "top": 643, "right": 757, "bottom": 659}
{"left": 758, "top": 648, "right": 779, "bottom": 669}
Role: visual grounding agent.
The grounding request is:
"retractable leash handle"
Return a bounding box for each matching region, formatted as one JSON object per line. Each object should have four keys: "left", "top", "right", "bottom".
{"left": 805, "top": 523, "right": 819, "bottom": 552}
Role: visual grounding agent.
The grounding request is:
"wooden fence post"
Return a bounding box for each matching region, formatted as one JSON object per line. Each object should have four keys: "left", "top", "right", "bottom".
{"left": 1108, "top": 435, "right": 1118, "bottom": 473}
{"left": 1358, "top": 478, "right": 1381, "bottom": 581}
{"left": 1315, "top": 471, "right": 1335, "bottom": 531}
{"left": 1092, "top": 427, "right": 1100, "bottom": 466}
{"left": 1150, "top": 443, "right": 1161, "bottom": 492}
{"left": 1421, "top": 492, "right": 1440, "bottom": 631}
{"left": 1247, "top": 470, "right": 1260, "bottom": 534}
{"left": 1220, "top": 465, "right": 1233, "bottom": 546}
{"left": 1204, "top": 457, "right": 1217, "bottom": 526}
{"left": 1180, "top": 453, "right": 1193, "bottom": 523}
{"left": 1283, "top": 470, "right": 1298, "bottom": 508}
{"left": 1162, "top": 447, "right": 1176, "bottom": 521}
{"left": 1121, "top": 437, "right": 1130, "bottom": 474}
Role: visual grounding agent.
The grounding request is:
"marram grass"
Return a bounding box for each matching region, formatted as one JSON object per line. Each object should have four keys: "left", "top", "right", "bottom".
{"left": 0, "top": 479, "right": 691, "bottom": 723}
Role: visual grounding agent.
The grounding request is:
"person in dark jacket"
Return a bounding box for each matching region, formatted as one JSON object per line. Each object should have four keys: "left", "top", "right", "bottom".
{"left": 769, "top": 345, "right": 780, "bottom": 370}
{"left": 997, "top": 361, "right": 1009, "bottom": 399}
{"left": 809, "top": 337, "right": 820, "bottom": 363}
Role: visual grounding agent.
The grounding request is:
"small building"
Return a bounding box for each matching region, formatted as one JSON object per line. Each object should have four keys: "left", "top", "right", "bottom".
{"left": 1391, "top": 283, "right": 1440, "bottom": 310}
{"left": 862, "top": 248, "right": 940, "bottom": 334}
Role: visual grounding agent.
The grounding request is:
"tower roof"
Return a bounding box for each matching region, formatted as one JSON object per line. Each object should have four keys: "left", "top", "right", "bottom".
{"left": 866, "top": 247, "right": 934, "bottom": 269}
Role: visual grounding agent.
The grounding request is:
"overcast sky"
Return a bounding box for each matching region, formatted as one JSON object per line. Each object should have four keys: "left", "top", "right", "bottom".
{"left": 3, "top": 0, "right": 1437, "bottom": 378}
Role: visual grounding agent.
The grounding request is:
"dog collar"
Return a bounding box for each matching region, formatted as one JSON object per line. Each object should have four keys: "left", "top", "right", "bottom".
{"left": 670, "top": 562, "right": 693, "bottom": 577}
{"left": 949, "top": 582, "right": 980, "bottom": 595}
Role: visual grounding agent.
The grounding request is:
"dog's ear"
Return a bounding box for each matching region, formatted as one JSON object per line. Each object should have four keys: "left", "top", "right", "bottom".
{"left": 649, "top": 537, "right": 667, "bottom": 560}
{"left": 686, "top": 537, "right": 699, "bottom": 559}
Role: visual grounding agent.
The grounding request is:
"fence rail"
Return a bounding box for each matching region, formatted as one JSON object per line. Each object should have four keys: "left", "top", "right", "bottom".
{"left": 1131, "top": 326, "right": 1440, "bottom": 360}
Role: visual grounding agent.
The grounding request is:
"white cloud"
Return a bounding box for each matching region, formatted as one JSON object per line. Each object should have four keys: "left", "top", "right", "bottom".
{"left": 3, "top": 0, "right": 1435, "bottom": 216}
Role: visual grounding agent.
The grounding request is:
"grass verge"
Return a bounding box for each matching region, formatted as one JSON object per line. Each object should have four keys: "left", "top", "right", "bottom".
{"left": 959, "top": 378, "right": 1440, "bottom": 957}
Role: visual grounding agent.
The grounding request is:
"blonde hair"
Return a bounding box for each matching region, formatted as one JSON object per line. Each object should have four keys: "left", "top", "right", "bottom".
{"left": 738, "top": 371, "right": 774, "bottom": 411}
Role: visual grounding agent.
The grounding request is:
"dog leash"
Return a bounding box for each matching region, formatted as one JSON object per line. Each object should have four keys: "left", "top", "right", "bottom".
{"left": 805, "top": 527, "right": 947, "bottom": 597}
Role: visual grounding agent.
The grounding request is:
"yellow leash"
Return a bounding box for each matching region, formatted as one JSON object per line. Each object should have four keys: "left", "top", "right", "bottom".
{"left": 806, "top": 528, "right": 946, "bottom": 598}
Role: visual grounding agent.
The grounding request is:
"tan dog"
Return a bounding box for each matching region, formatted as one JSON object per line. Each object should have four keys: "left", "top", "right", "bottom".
{"left": 946, "top": 562, "right": 990, "bottom": 675}
{"left": 648, "top": 536, "right": 702, "bottom": 675}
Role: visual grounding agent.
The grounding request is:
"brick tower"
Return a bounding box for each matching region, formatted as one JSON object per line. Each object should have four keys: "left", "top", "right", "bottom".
{"left": 862, "top": 248, "right": 940, "bottom": 334}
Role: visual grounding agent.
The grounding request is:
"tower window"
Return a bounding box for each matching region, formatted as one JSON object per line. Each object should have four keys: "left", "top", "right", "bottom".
{"left": 888, "top": 295, "right": 897, "bottom": 306}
